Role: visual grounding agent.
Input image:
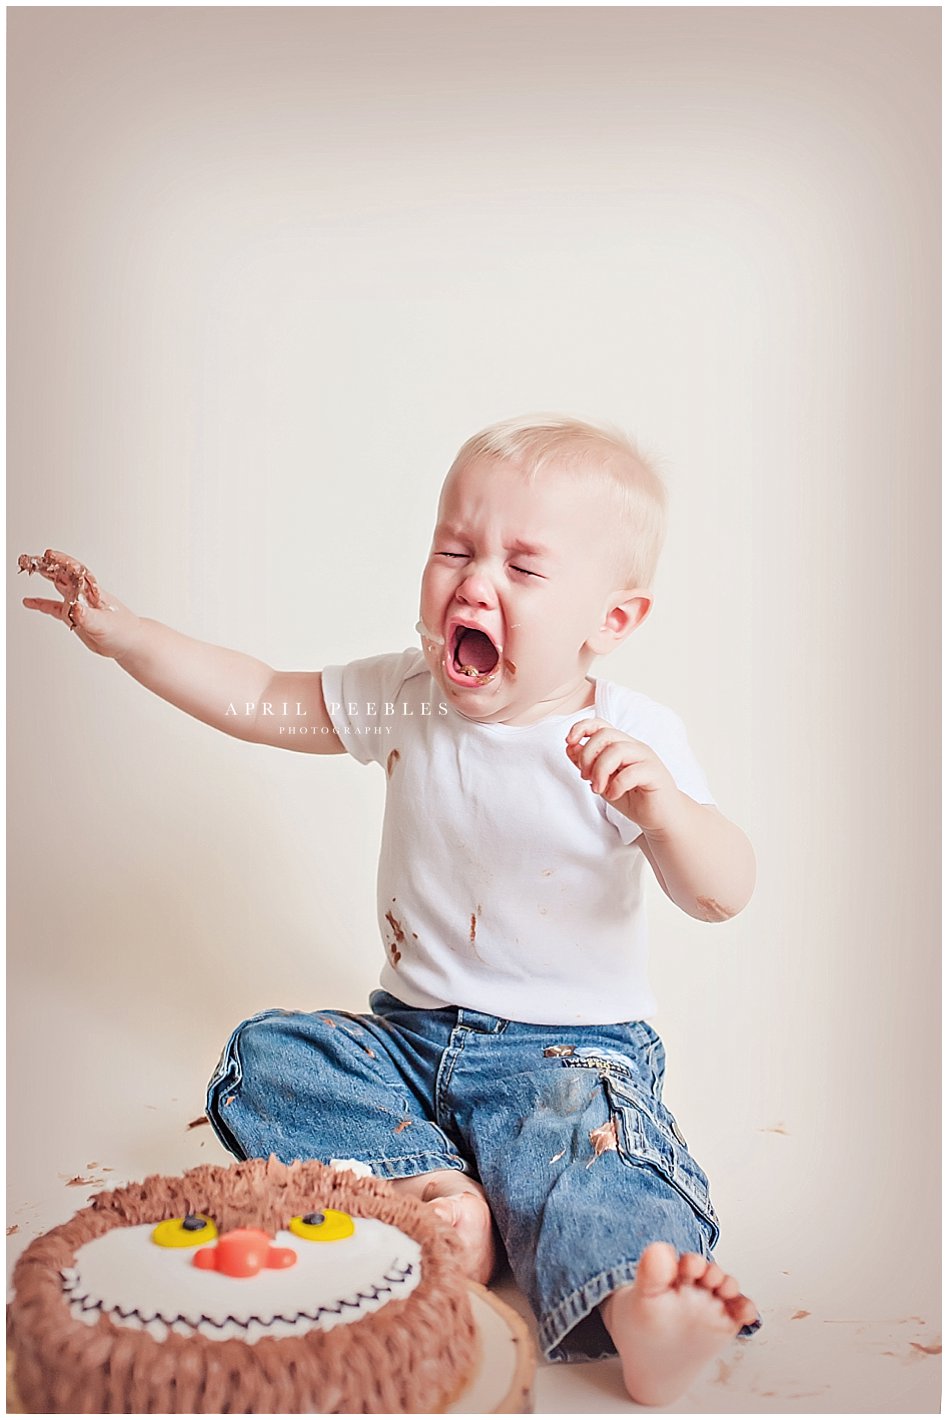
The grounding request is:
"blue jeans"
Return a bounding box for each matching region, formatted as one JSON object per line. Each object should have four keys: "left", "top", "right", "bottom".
{"left": 205, "top": 991, "right": 762, "bottom": 1362}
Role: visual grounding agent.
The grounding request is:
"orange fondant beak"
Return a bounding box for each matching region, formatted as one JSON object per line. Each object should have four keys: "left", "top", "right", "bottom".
{"left": 193, "top": 1227, "right": 297, "bottom": 1277}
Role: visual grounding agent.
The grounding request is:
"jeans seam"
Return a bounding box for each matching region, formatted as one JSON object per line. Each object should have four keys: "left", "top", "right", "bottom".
{"left": 361, "top": 1154, "right": 469, "bottom": 1179}
{"left": 205, "top": 1109, "right": 248, "bottom": 1160}
{"left": 207, "top": 1022, "right": 247, "bottom": 1095}
{"left": 600, "top": 1074, "right": 720, "bottom": 1237}
{"left": 205, "top": 1081, "right": 249, "bottom": 1160}
{"left": 433, "top": 1031, "right": 466, "bottom": 1129}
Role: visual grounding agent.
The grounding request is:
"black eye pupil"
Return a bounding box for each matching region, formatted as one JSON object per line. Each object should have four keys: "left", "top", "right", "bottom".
{"left": 182, "top": 1214, "right": 205, "bottom": 1231}
{"left": 302, "top": 1212, "right": 325, "bottom": 1227}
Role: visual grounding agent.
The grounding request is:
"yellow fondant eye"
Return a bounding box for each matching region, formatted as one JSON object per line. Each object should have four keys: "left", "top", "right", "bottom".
{"left": 152, "top": 1213, "right": 218, "bottom": 1248}
{"left": 289, "top": 1208, "right": 355, "bottom": 1242}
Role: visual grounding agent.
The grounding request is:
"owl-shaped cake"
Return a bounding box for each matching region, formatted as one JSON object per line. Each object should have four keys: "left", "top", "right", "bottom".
{"left": 7, "top": 1156, "right": 479, "bottom": 1413}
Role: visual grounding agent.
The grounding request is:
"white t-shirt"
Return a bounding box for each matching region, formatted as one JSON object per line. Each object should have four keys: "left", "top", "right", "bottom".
{"left": 320, "top": 648, "right": 716, "bottom": 1026}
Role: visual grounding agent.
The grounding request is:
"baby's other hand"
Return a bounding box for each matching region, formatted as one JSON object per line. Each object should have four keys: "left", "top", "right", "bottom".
{"left": 565, "top": 717, "right": 683, "bottom": 836}
{"left": 19, "top": 548, "right": 141, "bottom": 660}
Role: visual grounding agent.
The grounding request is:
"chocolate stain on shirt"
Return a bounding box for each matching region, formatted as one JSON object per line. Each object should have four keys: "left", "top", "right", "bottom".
{"left": 469, "top": 906, "right": 484, "bottom": 961}
{"left": 385, "top": 909, "right": 406, "bottom": 966}
{"left": 386, "top": 748, "right": 400, "bottom": 777}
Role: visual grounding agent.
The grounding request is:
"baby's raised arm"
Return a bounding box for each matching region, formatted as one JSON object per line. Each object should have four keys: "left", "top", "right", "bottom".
{"left": 19, "top": 549, "right": 345, "bottom": 755}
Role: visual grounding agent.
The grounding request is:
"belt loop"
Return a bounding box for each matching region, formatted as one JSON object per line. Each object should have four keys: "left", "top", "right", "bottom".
{"left": 455, "top": 1009, "right": 509, "bottom": 1034}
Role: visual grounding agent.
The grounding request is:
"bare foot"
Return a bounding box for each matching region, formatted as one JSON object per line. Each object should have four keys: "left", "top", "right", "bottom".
{"left": 600, "top": 1242, "right": 760, "bottom": 1407}
{"left": 390, "top": 1170, "right": 497, "bottom": 1286}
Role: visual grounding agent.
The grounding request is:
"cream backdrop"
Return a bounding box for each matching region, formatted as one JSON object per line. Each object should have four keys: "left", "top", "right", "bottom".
{"left": 7, "top": 8, "right": 940, "bottom": 1411}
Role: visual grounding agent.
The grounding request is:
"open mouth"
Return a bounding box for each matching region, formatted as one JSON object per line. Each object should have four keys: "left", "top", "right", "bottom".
{"left": 447, "top": 624, "right": 501, "bottom": 685}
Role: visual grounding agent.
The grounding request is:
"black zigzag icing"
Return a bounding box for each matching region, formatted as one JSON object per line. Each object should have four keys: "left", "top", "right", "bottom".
{"left": 63, "top": 1258, "right": 418, "bottom": 1333}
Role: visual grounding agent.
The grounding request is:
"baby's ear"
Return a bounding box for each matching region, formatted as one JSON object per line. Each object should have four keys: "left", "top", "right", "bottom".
{"left": 587, "top": 591, "right": 653, "bottom": 655}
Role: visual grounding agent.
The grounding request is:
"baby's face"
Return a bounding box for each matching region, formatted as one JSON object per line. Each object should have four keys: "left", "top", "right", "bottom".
{"left": 418, "top": 456, "right": 630, "bottom": 725}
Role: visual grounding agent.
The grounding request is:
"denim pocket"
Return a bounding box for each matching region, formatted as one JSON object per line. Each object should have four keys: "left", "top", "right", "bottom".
{"left": 603, "top": 1072, "right": 721, "bottom": 1251}
{"left": 546, "top": 1044, "right": 642, "bottom": 1084}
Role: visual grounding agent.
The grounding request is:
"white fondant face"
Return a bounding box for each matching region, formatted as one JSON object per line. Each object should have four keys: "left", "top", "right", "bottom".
{"left": 61, "top": 1219, "right": 422, "bottom": 1344}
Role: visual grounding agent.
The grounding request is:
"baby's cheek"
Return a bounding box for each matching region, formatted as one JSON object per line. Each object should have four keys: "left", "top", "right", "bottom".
{"left": 419, "top": 569, "right": 445, "bottom": 606}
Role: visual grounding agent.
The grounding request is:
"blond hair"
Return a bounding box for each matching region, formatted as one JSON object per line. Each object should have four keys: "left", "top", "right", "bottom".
{"left": 446, "top": 413, "right": 668, "bottom": 589}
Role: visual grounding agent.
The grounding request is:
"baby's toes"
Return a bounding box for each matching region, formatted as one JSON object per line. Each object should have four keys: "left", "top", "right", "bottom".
{"left": 725, "top": 1293, "right": 759, "bottom": 1329}
{"left": 713, "top": 1274, "right": 741, "bottom": 1302}
{"left": 696, "top": 1260, "right": 726, "bottom": 1292}
{"left": 636, "top": 1241, "right": 680, "bottom": 1295}
{"left": 676, "top": 1252, "right": 706, "bottom": 1285}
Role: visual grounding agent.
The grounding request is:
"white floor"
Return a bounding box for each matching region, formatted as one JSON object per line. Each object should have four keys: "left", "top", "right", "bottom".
{"left": 7, "top": 1061, "right": 940, "bottom": 1415}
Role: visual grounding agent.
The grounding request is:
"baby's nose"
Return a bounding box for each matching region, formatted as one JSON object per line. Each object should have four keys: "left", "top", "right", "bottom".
{"left": 456, "top": 567, "right": 497, "bottom": 606}
{"left": 192, "top": 1227, "right": 297, "bottom": 1277}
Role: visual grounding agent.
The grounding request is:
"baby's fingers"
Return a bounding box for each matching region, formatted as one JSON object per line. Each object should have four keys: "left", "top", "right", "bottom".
{"left": 587, "top": 743, "right": 645, "bottom": 794}
{"left": 22, "top": 596, "right": 74, "bottom": 622}
{"left": 565, "top": 717, "right": 614, "bottom": 746}
{"left": 18, "top": 549, "right": 102, "bottom": 607}
{"left": 21, "top": 596, "right": 97, "bottom": 634}
{"left": 600, "top": 763, "right": 651, "bottom": 801}
{"left": 45, "top": 548, "right": 102, "bottom": 605}
{"left": 568, "top": 729, "right": 641, "bottom": 785}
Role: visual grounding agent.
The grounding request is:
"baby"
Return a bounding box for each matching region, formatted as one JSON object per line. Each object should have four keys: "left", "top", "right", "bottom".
{"left": 21, "top": 414, "right": 760, "bottom": 1405}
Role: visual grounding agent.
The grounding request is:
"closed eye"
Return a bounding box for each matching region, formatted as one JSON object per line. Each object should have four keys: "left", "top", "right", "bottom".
{"left": 436, "top": 552, "right": 542, "bottom": 579}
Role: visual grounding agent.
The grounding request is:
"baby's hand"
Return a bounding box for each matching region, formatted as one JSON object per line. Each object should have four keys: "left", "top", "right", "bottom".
{"left": 19, "top": 548, "right": 141, "bottom": 660}
{"left": 565, "top": 718, "right": 683, "bottom": 836}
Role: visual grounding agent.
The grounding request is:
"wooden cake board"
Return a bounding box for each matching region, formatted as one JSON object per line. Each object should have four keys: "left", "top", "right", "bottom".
{"left": 451, "top": 1281, "right": 536, "bottom": 1414}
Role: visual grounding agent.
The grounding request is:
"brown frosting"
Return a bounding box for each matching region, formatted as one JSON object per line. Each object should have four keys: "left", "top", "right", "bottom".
{"left": 8, "top": 1156, "right": 478, "bottom": 1413}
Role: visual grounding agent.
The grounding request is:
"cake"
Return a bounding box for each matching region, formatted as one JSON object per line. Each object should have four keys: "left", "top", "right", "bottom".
{"left": 7, "top": 1156, "right": 480, "bottom": 1413}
